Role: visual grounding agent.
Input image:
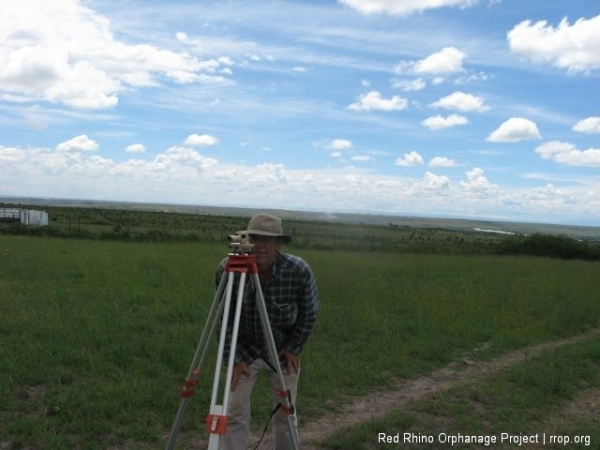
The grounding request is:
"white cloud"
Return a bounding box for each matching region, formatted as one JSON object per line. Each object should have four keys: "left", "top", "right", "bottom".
{"left": 162, "top": 146, "right": 218, "bottom": 171}
{"left": 391, "top": 78, "right": 426, "bottom": 91}
{"left": 55, "top": 135, "right": 99, "bottom": 152}
{"left": 0, "top": 146, "right": 27, "bottom": 163}
{"left": 573, "top": 117, "right": 600, "bottom": 134}
{"left": 2, "top": 142, "right": 598, "bottom": 225}
{"left": 348, "top": 91, "right": 408, "bottom": 111}
{"left": 395, "top": 47, "right": 467, "bottom": 76}
{"left": 422, "top": 171, "right": 450, "bottom": 189}
{"left": 184, "top": 134, "right": 220, "bottom": 147}
{"left": 487, "top": 118, "right": 541, "bottom": 143}
{"left": 395, "top": 151, "right": 424, "bottom": 166}
{"left": 70, "top": 155, "right": 114, "bottom": 177}
{"left": 430, "top": 91, "right": 489, "bottom": 112}
{"left": 422, "top": 114, "right": 469, "bottom": 130}
{"left": 414, "top": 47, "right": 467, "bottom": 74}
{"left": 460, "top": 167, "right": 497, "bottom": 192}
{"left": 429, "top": 156, "right": 460, "bottom": 167}
{"left": 338, "top": 0, "right": 477, "bottom": 16}
{"left": 327, "top": 139, "right": 354, "bottom": 150}
{"left": 351, "top": 155, "right": 372, "bottom": 162}
{"left": 508, "top": 15, "right": 600, "bottom": 73}
{"left": 0, "top": 0, "right": 222, "bottom": 110}
{"left": 126, "top": 144, "right": 146, "bottom": 153}
{"left": 249, "top": 163, "right": 290, "bottom": 186}
{"left": 535, "top": 141, "right": 575, "bottom": 160}
{"left": 535, "top": 141, "right": 600, "bottom": 167}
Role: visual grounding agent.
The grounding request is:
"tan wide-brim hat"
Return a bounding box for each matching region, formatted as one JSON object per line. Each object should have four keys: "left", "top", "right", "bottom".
{"left": 243, "top": 214, "right": 292, "bottom": 244}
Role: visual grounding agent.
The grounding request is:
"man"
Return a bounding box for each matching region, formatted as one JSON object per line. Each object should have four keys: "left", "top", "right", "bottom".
{"left": 216, "top": 214, "right": 319, "bottom": 450}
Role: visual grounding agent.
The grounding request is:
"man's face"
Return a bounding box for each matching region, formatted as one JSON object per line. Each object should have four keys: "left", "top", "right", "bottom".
{"left": 249, "top": 234, "right": 280, "bottom": 270}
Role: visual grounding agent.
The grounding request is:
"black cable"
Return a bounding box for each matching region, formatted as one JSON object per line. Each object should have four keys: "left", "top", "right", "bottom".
{"left": 252, "top": 404, "right": 281, "bottom": 450}
{"left": 252, "top": 384, "right": 295, "bottom": 450}
{"left": 252, "top": 357, "right": 296, "bottom": 449}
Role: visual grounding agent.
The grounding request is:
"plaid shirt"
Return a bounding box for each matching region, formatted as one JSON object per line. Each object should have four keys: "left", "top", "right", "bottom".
{"left": 216, "top": 252, "right": 319, "bottom": 366}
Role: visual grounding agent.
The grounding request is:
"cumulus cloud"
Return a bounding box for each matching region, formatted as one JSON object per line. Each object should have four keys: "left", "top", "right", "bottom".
{"left": 249, "top": 163, "right": 290, "bottom": 186}
{"left": 347, "top": 91, "right": 408, "bottom": 111}
{"left": 422, "top": 171, "right": 450, "bottom": 189}
{"left": 415, "top": 47, "right": 467, "bottom": 74}
{"left": 0, "top": 146, "right": 27, "bottom": 163}
{"left": 487, "top": 118, "right": 541, "bottom": 143}
{"left": 1, "top": 141, "right": 598, "bottom": 225}
{"left": 5, "top": 137, "right": 218, "bottom": 193}
{"left": 573, "top": 117, "right": 600, "bottom": 134}
{"left": 184, "top": 134, "right": 220, "bottom": 147}
{"left": 460, "top": 167, "right": 497, "bottom": 192}
{"left": 395, "top": 151, "right": 424, "bottom": 166}
{"left": 327, "top": 139, "right": 353, "bottom": 159}
{"left": 430, "top": 91, "right": 489, "bottom": 112}
{"left": 508, "top": 15, "right": 600, "bottom": 73}
{"left": 395, "top": 47, "right": 467, "bottom": 76}
{"left": 429, "top": 156, "right": 460, "bottom": 167}
{"left": 422, "top": 114, "right": 469, "bottom": 130}
{"left": 56, "top": 135, "right": 99, "bottom": 152}
{"left": 160, "top": 146, "right": 218, "bottom": 171}
{"left": 338, "top": 0, "right": 477, "bottom": 16}
{"left": 535, "top": 141, "right": 600, "bottom": 167}
{"left": 326, "top": 139, "right": 354, "bottom": 150}
{"left": 126, "top": 144, "right": 146, "bottom": 153}
{"left": 0, "top": 0, "right": 227, "bottom": 109}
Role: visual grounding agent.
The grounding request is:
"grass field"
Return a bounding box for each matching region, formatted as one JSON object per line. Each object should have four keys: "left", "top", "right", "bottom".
{"left": 324, "top": 336, "right": 600, "bottom": 449}
{"left": 1, "top": 234, "right": 600, "bottom": 449}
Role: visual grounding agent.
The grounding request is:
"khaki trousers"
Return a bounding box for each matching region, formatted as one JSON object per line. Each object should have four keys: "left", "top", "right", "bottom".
{"left": 220, "top": 358, "right": 299, "bottom": 450}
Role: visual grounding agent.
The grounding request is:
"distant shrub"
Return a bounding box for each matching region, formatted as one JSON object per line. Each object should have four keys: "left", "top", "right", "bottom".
{"left": 0, "top": 223, "right": 48, "bottom": 237}
{"left": 498, "top": 233, "right": 600, "bottom": 261}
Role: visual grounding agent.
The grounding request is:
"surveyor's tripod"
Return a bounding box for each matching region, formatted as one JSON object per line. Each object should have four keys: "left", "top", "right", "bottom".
{"left": 165, "top": 249, "right": 300, "bottom": 450}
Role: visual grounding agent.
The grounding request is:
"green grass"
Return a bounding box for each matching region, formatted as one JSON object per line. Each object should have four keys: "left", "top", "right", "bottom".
{"left": 324, "top": 337, "right": 600, "bottom": 449}
{"left": 1, "top": 235, "right": 600, "bottom": 448}
{"left": 1, "top": 237, "right": 222, "bottom": 449}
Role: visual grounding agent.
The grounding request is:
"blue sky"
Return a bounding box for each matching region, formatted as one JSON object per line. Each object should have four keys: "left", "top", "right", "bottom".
{"left": 1, "top": 0, "right": 599, "bottom": 225}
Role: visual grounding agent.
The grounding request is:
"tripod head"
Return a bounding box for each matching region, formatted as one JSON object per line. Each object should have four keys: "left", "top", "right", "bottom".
{"left": 227, "top": 231, "right": 254, "bottom": 254}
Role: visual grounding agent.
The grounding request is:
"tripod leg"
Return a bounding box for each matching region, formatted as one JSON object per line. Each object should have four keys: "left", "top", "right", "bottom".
{"left": 207, "top": 271, "right": 247, "bottom": 450}
{"left": 164, "top": 271, "right": 229, "bottom": 450}
{"left": 252, "top": 273, "right": 300, "bottom": 450}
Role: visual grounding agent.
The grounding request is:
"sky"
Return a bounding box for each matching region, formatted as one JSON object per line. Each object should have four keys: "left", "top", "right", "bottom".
{"left": 1, "top": 0, "right": 599, "bottom": 226}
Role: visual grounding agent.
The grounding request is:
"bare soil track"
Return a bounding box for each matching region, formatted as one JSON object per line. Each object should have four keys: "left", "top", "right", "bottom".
{"left": 254, "top": 327, "right": 600, "bottom": 450}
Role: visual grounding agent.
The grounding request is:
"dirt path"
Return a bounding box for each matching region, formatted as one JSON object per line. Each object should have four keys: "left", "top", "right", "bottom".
{"left": 251, "top": 327, "right": 600, "bottom": 449}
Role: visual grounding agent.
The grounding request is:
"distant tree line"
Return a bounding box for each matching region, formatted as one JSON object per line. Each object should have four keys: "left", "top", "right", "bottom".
{"left": 497, "top": 233, "right": 600, "bottom": 261}
{"left": 2, "top": 220, "right": 599, "bottom": 261}
{"left": 0, "top": 222, "right": 205, "bottom": 243}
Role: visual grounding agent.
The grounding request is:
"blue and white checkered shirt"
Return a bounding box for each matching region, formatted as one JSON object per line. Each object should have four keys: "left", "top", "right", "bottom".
{"left": 216, "top": 252, "right": 319, "bottom": 367}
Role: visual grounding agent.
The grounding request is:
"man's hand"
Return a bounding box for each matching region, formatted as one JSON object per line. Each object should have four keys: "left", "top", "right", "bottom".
{"left": 278, "top": 349, "right": 300, "bottom": 375}
{"left": 231, "top": 363, "right": 251, "bottom": 391}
